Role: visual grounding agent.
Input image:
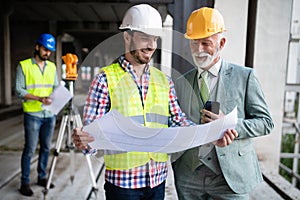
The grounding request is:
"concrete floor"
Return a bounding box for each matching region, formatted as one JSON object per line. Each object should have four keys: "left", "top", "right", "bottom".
{"left": 0, "top": 113, "right": 285, "bottom": 200}
{"left": 0, "top": 114, "right": 179, "bottom": 200}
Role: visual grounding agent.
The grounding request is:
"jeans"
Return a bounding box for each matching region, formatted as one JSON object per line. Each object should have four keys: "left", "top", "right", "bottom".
{"left": 21, "top": 113, "right": 56, "bottom": 184}
{"left": 104, "top": 181, "right": 165, "bottom": 200}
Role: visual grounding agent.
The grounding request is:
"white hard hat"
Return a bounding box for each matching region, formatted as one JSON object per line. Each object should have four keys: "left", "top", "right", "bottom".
{"left": 119, "top": 4, "right": 163, "bottom": 36}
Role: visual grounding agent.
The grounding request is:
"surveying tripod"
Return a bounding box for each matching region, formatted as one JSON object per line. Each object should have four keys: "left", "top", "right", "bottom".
{"left": 43, "top": 54, "right": 98, "bottom": 199}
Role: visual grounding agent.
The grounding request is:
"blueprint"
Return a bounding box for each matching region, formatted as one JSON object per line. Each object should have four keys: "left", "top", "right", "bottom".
{"left": 83, "top": 107, "right": 238, "bottom": 153}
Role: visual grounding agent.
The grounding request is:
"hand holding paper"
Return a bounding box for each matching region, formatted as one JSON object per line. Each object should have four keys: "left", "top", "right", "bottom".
{"left": 83, "top": 107, "right": 238, "bottom": 153}
{"left": 42, "top": 85, "right": 73, "bottom": 115}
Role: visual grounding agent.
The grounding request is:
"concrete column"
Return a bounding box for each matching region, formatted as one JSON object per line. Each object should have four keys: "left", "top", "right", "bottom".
{"left": 216, "top": 0, "right": 293, "bottom": 173}
{"left": 215, "top": 0, "right": 248, "bottom": 65}
{"left": 160, "top": 15, "right": 173, "bottom": 77}
{"left": 3, "top": 14, "right": 12, "bottom": 105}
{"left": 56, "top": 35, "right": 62, "bottom": 83}
{"left": 169, "top": 0, "right": 214, "bottom": 78}
{"left": 252, "top": 0, "right": 292, "bottom": 172}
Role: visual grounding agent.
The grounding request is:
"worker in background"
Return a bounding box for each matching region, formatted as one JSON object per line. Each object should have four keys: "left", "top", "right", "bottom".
{"left": 72, "top": 4, "right": 238, "bottom": 200}
{"left": 172, "top": 7, "right": 274, "bottom": 200}
{"left": 15, "top": 33, "right": 58, "bottom": 196}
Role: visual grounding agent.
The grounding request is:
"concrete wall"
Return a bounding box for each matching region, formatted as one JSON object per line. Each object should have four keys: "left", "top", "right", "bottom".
{"left": 215, "top": 0, "right": 292, "bottom": 173}
{"left": 253, "top": 0, "right": 292, "bottom": 171}
{"left": 215, "top": 0, "right": 248, "bottom": 66}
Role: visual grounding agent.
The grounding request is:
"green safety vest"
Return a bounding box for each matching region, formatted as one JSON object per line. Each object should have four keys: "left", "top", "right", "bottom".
{"left": 20, "top": 58, "right": 56, "bottom": 112}
{"left": 103, "top": 63, "right": 169, "bottom": 170}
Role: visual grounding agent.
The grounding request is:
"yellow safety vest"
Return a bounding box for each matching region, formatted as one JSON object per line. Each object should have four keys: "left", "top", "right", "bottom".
{"left": 20, "top": 58, "right": 56, "bottom": 112}
{"left": 103, "top": 63, "right": 169, "bottom": 170}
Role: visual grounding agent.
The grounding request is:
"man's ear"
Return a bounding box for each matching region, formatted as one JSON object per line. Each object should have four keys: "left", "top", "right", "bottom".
{"left": 219, "top": 37, "right": 226, "bottom": 50}
{"left": 123, "top": 31, "right": 131, "bottom": 43}
{"left": 35, "top": 44, "right": 39, "bottom": 51}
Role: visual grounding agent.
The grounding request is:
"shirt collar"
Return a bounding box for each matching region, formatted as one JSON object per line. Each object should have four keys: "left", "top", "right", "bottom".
{"left": 31, "top": 57, "right": 48, "bottom": 66}
{"left": 197, "top": 58, "right": 222, "bottom": 79}
{"left": 31, "top": 58, "right": 37, "bottom": 64}
{"left": 119, "top": 55, "right": 150, "bottom": 73}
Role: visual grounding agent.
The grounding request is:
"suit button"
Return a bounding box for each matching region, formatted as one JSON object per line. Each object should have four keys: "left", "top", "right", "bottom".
{"left": 207, "top": 157, "right": 212, "bottom": 160}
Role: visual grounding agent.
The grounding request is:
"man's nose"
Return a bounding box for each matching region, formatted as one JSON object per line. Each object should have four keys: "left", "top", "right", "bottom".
{"left": 195, "top": 42, "right": 204, "bottom": 52}
{"left": 147, "top": 39, "right": 157, "bottom": 49}
{"left": 45, "top": 49, "right": 52, "bottom": 54}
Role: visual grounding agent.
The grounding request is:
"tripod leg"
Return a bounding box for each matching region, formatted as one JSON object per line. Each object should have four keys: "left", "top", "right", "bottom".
{"left": 74, "top": 114, "right": 98, "bottom": 196}
{"left": 86, "top": 155, "right": 98, "bottom": 194}
{"left": 74, "top": 113, "right": 82, "bottom": 127}
{"left": 68, "top": 113, "right": 76, "bottom": 183}
{"left": 43, "top": 115, "right": 69, "bottom": 197}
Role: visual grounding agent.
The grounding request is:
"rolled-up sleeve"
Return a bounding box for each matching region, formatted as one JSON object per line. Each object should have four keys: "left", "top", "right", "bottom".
{"left": 15, "top": 64, "right": 28, "bottom": 99}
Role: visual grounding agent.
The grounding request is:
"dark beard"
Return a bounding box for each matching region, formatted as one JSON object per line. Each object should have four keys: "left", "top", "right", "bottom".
{"left": 38, "top": 53, "right": 49, "bottom": 61}
{"left": 129, "top": 40, "right": 151, "bottom": 64}
{"left": 130, "top": 50, "right": 146, "bottom": 64}
{"left": 35, "top": 48, "right": 49, "bottom": 61}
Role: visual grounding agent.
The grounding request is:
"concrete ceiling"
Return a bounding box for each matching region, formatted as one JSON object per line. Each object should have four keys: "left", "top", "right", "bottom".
{"left": 7, "top": 0, "right": 171, "bottom": 27}
{"left": 4, "top": 0, "right": 173, "bottom": 53}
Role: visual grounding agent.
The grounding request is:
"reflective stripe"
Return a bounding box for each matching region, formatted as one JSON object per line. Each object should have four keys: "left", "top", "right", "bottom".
{"left": 27, "top": 84, "right": 54, "bottom": 89}
{"left": 146, "top": 113, "right": 168, "bottom": 125}
{"left": 104, "top": 150, "right": 127, "bottom": 155}
{"left": 130, "top": 113, "right": 168, "bottom": 125}
{"left": 130, "top": 115, "right": 144, "bottom": 124}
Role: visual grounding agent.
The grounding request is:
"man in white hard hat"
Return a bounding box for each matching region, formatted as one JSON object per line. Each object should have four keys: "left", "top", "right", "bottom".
{"left": 172, "top": 7, "right": 274, "bottom": 199}
{"left": 72, "top": 4, "right": 192, "bottom": 199}
{"left": 72, "top": 4, "right": 237, "bottom": 199}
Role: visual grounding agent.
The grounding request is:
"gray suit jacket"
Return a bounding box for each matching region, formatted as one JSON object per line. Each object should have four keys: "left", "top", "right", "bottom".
{"left": 172, "top": 60, "right": 274, "bottom": 193}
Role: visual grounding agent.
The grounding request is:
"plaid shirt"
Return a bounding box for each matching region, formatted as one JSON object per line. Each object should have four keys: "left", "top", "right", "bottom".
{"left": 83, "top": 56, "right": 194, "bottom": 189}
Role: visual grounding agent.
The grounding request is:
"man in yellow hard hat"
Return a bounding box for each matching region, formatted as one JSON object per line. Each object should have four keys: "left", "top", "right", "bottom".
{"left": 172, "top": 7, "right": 274, "bottom": 199}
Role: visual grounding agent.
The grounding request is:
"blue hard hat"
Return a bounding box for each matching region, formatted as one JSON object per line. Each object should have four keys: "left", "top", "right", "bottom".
{"left": 36, "top": 33, "right": 56, "bottom": 51}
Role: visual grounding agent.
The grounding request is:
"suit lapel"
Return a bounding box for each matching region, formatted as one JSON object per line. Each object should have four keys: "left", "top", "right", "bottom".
{"left": 216, "top": 60, "right": 232, "bottom": 112}
{"left": 182, "top": 69, "right": 203, "bottom": 122}
{"left": 189, "top": 70, "right": 204, "bottom": 117}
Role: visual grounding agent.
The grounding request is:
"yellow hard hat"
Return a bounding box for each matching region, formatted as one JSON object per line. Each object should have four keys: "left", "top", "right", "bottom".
{"left": 185, "top": 7, "right": 226, "bottom": 39}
